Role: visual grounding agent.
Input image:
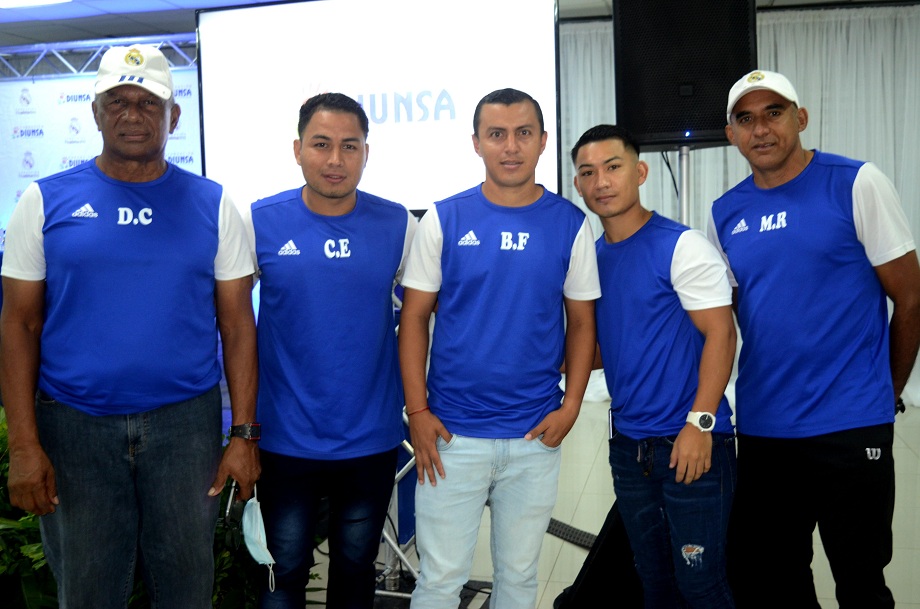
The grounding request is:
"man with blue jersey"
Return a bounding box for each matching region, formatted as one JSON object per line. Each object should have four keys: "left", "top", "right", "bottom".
{"left": 572, "top": 124, "right": 737, "bottom": 608}
{"left": 398, "top": 88, "right": 600, "bottom": 609}
{"left": 244, "top": 92, "right": 417, "bottom": 609}
{"left": 709, "top": 69, "right": 920, "bottom": 608}
{"left": 0, "top": 45, "right": 259, "bottom": 608}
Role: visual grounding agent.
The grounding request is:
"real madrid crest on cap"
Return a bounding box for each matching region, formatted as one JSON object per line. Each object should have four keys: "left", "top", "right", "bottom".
{"left": 726, "top": 69, "right": 800, "bottom": 123}
{"left": 124, "top": 48, "right": 145, "bottom": 67}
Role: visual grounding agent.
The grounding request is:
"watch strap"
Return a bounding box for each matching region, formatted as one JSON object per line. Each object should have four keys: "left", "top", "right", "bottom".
{"left": 229, "top": 422, "right": 261, "bottom": 441}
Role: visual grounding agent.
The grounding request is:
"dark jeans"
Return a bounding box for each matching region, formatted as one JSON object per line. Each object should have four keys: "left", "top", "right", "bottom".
{"left": 727, "top": 425, "right": 895, "bottom": 609}
{"left": 610, "top": 430, "right": 736, "bottom": 609}
{"left": 257, "top": 448, "right": 398, "bottom": 609}
{"left": 36, "top": 385, "right": 223, "bottom": 609}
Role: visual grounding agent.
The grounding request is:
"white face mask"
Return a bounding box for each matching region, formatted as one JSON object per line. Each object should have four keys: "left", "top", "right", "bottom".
{"left": 242, "top": 485, "right": 276, "bottom": 592}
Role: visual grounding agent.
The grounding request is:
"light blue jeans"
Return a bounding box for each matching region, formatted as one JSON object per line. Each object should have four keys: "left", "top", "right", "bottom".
{"left": 410, "top": 434, "right": 561, "bottom": 609}
{"left": 36, "top": 385, "right": 223, "bottom": 609}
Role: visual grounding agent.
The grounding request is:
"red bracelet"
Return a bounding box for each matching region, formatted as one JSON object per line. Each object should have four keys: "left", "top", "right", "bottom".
{"left": 407, "top": 406, "right": 430, "bottom": 416}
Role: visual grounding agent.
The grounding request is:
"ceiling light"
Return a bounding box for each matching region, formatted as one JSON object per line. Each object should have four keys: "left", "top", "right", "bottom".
{"left": 0, "top": 0, "right": 73, "bottom": 8}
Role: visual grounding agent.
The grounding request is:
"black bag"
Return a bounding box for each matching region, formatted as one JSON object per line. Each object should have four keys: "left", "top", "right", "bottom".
{"left": 554, "top": 500, "right": 644, "bottom": 608}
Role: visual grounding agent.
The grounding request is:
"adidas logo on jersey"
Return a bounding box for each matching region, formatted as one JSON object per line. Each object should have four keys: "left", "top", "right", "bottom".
{"left": 731, "top": 219, "right": 749, "bottom": 235}
{"left": 278, "top": 240, "right": 301, "bottom": 255}
{"left": 71, "top": 203, "right": 98, "bottom": 218}
{"left": 458, "top": 230, "right": 480, "bottom": 246}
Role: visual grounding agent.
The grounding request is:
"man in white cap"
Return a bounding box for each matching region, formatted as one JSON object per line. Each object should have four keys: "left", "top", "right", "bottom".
{"left": 1, "top": 45, "right": 259, "bottom": 608}
{"left": 708, "top": 69, "right": 920, "bottom": 607}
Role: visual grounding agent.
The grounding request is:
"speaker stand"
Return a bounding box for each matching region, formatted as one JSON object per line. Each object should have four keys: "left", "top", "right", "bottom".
{"left": 679, "top": 145, "right": 691, "bottom": 226}
{"left": 377, "top": 412, "right": 420, "bottom": 599}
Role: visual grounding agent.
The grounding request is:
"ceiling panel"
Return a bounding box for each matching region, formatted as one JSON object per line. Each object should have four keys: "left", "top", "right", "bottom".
{"left": 0, "top": 0, "right": 905, "bottom": 47}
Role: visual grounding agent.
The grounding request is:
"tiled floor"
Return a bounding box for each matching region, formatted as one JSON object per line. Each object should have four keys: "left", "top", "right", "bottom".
{"left": 303, "top": 370, "right": 920, "bottom": 607}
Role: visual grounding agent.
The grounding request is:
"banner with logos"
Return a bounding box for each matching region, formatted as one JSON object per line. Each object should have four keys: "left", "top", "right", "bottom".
{"left": 0, "top": 68, "right": 201, "bottom": 230}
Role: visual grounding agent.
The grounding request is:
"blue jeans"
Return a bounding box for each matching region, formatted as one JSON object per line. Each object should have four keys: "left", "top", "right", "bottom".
{"left": 36, "top": 385, "right": 223, "bottom": 609}
{"left": 257, "top": 448, "right": 398, "bottom": 609}
{"left": 609, "top": 430, "right": 736, "bottom": 609}
{"left": 411, "top": 435, "right": 561, "bottom": 609}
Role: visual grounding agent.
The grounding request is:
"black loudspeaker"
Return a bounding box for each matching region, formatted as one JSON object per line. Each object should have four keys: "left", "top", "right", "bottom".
{"left": 554, "top": 500, "right": 644, "bottom": 608}
{"left": 612, "top": 0, "right": 757, "bottom": 151}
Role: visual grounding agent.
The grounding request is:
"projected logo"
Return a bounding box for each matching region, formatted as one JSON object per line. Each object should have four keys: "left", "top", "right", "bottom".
{"left": 174, "top": 86, "right": 193, "bottom": 99}
{"left": 16, "top": 88, "right": 36, "bottom": 114}
{"left": 65, "top": 117, "right": 86, "bottom": 144}
{"left": 61, "top": 157, "right": 93, "bottom": 170}
{"left": 19, "top": 152, "right": 39, "bottom": 178}
{"left": 167, "top": 154, "right": 195, "bottom": 167}
{"left": 354, "top": 90, "right": 456, "bottom": 125}
{"left": 13, "top": 125, "right": 44, "bottom": 139}
{"left": 59, "top": 92, "right": 92, "bottom": 105}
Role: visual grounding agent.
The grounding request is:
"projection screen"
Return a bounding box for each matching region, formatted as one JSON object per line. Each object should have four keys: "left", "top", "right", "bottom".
{"left": 197, "top": 0, "right": 560, "bottom": 213}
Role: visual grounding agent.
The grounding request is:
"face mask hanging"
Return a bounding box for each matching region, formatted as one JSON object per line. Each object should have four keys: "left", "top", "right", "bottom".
{"left": 242, "top": 484, "right": 276, "bottom": 592}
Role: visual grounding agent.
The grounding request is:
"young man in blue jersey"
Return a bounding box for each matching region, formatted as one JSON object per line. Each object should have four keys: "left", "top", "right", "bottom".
{"left": 244, "top": 92, "right": 417, "bottom": 609}
{"left": 572, "top": 124, "right": 737, "bottom": 608}
{"left": 0, "top": 45, "right": 259, "bottom": 608}
{"left": 709, "top": 69, "right": 920, "bottom": 608}
{"left": 398, "top": 88, "right": 600, "bottom": 609}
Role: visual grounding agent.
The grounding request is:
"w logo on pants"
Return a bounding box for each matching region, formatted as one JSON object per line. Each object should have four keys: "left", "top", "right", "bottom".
{"left": 865, "top": 448, "right": 881, "bottom": 460}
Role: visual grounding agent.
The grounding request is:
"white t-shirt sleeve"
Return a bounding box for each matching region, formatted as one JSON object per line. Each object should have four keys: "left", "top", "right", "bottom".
{"left": 563, "top": 217, "right": 602, "bottom": 301}
{"left": 395, "top": 208, "right": 418, "bottom": 284}
{"left": 706, "top": 213, "right": 737, "bottom": 288}
{"left": 671, "top": 229, "right": 734, "bottom": 311}
{"left": 239, "top": 197, "right": 259, "bottom": 276}
{"left": 852, "top": 162, "right": 916, "bottom": 266}
{"left": 401, "top": 207, "right": 443, "bottom": 293}
{"left": 215, "top": 190, "right": 257, "bottom": 281}
{"left": 1, "top": 182, "right": 46, "bottom": 281}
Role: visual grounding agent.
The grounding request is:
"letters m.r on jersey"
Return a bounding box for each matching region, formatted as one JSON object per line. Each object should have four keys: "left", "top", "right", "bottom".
{"left": 759, "top": 211, "right": 787, "bottom": 232}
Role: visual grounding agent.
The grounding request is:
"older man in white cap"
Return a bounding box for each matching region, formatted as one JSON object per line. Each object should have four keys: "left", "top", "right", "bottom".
{"left": 1, "top": 45, "right": 259, "bottom": 608}
{"left": 707, "top": 69, "right": 920, "bottom": 608}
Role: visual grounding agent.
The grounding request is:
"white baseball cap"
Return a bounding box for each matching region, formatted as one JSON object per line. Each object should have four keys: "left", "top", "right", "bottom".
{"left": 726, "top": 70, "right": 799, "bottom": 123}
{"left": 95, "top": 45, "right": 173, "bottom": 101}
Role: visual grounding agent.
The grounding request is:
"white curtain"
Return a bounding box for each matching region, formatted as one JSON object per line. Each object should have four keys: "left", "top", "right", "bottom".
{"left": 559, "top": 20, "right": 617, "bottom": 239}
{"left": 559, "top": 5, "right": 920, "bottom": 404}
{"left": 560, "top": 5, "right": 920, "bottom": 235}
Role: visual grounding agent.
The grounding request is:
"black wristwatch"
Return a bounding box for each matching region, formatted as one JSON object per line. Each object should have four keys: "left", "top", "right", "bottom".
{"left": 896, "top": 397, "right": 906, "bottom": 414}
{"left": 229, "top": 422, "right": 261, "bottom": 441}
{"left": 686, "top": 411, "right": 715, "bottom": 432}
